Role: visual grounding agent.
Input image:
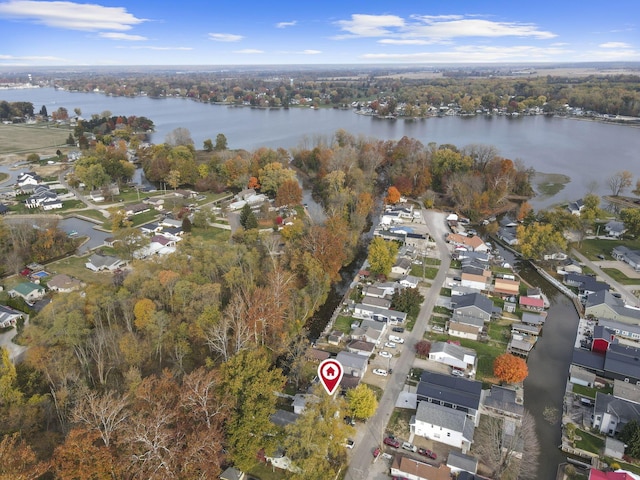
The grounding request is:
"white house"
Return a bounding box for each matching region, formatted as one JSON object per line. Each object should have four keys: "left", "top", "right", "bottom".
{"left": 85, "top": 253, "right": 126, "bottom": 272}
{"left": 353, "top": 304, "right": 407, "bottom": 325}
{"left": 17, "top": 172, "right": 41, "bottom": 187}
{"left": 399, "top": 275, "right": 420, "bottom": 289}
{"left": 8, "top": 282, "right": 46, "bottom": 303}
{"left": 428, "top": 341, "right": 476, "bottom": 371}
{"left": 412, "top": 401, "right": 475, "bottom": 453}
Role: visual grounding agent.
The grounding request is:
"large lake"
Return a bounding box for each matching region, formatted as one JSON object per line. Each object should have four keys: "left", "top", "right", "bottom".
{"left": 2, "top": 87, "right": 639, "bottom": 209}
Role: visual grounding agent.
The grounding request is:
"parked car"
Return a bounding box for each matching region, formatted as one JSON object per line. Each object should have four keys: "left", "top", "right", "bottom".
{"left": 373, "top": 369, "right": 388, "bottom": 377}
{"left": 418, "top": 448, "right": 437, "bottom": 459}
{"left": 373, "top": 447, "right": 381, "bottom": 458}
{"left": 384, "top": 341, "right": 397, "bottom": 349}
{"left": 389, "top": 335, "right": 404, "bottom": 344}
{"left": 379, "top": 351, "right": 392, "bottom": 358}
{"left": 344, "top": 439, "right": 355, "bottom": 449}
{"left": 451, "top": 369, "right": 465, "bottom": 377}
{"left": 383, "top": 437, "right": 400, "bottom": 448}
{"left": 597, "top": 254, "right": 606, "bottom": 260}
{"left": 402, "top": 441, "right": 417, "bottom": 452}
{"left": 392, "top": 327, "right": 405, "bottom": 333}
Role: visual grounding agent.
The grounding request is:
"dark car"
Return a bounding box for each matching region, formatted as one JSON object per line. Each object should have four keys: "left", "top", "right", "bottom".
{"left": 392, "top": 327, "right": 405, "bottom": 333}
{"left": 597, "top": 254, "right": 606, "bottom": 260}
{"left": 383, "top": 437, "right": 401, "bottom": 448}
{"left": 418, "top": 447, "right": 437, "bottom": 459}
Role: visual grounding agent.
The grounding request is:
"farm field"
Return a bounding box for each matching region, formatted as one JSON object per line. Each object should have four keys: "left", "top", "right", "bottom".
{"left": 0, "top": 123, "right": 72, "bottom": 155}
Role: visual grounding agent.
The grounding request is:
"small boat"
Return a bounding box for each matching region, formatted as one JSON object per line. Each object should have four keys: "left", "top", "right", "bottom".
{"left": 67, "top": 230, "right": 78, "bottom": 237}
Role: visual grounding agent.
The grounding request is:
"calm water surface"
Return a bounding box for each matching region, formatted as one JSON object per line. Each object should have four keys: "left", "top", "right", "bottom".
{"left": 2, "top": 88, "right": 639, "bottom": 209}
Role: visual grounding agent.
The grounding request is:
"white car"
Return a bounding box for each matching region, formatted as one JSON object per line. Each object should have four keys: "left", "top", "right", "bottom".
{"left": 384, "top": 341, "right": 397, "bottom": 349}
{"left": 373, "top": 369, "right": 388, "bottom": 376}
{"left": 379, "top": 351, "right": 392, "bottom": 358}
{"left": 402, "top": 441, "right": 417, "bottom": 452}
{"left": 389, "top": 335, "right": 404, "bottom": 344}
{"left": 451, "top": 369, "right": 465, "bottom": 377}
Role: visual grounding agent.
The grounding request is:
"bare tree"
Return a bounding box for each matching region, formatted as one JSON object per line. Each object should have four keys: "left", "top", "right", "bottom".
{"left": 462, "top": 144, "right": 498, "bottom": 171}
{"left": 71, "top": 388, "right": 130, "bottom": 447}
{"left": 473, "top": 410, "right": 540, "bottom": 480}
{"left": 608, "top": 170, "right": 633, "bottom": 196}
{"left": 180, "top": 368, "right": 229, "bottom": 431}
{"left": 165, "top": 127, "right": 194, "bottom": 147}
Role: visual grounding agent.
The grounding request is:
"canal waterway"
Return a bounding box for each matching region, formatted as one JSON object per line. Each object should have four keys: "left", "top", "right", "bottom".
{"left": 2, "top": 88, "right": 640, "bottom": 210}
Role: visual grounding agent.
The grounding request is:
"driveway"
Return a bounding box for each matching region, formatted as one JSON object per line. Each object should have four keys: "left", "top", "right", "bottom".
{"left": 0, "top": 326, "right": 27, "bottom": 363}
{"left": 344, "top": 209, "right": 450, "bottom": 480}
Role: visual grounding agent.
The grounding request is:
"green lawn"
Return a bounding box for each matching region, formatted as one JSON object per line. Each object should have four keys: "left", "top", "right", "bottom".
{"left": 433, "top": 306, "right": 452, "bottom": 316}
{"left": 410, "top": 265, "right": 439, "bottom": 279}
{"left": 487, "top": 321, "right": 511, "bottom": 344}
{"left": 47, "top": 254, "right": 114, "bottom": 286}
{"left": 189, "top": 227, "right": 231, "bottom": 242}
{"left": 422, "top": 257, "right": 441, "bottom": 266}
{"left": 572, "top": 383, "right": 613, "bottom": 398}
{"left": 404, "top": 314, "right": 417, "bottom": 332}
{"left": 576, "top": 238, "right": 640, "bottom": 261}
{"left": 333, "top": 315, "right": 355, "bottom": 334}
{"left": 428, "top": 333, "right": 506, "bottom": 381}
{"left": 66, "top": 210, "right": 106, "bottom": 223}
{"left": 601, "top": 268, "right": 640, "bottom": 285}
{"left": 439, "top": 287, "right": 452, "bottom": 297}
{"left": 575, "top": 429, "right": 604, "bottom": 454}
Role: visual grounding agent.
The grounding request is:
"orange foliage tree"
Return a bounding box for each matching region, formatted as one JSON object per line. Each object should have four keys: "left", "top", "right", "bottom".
{"left": 386, "top": 186, "right": 401, "bottom": 204}
{"left": 493, "top": 353, "right": 528, "bottom": 384}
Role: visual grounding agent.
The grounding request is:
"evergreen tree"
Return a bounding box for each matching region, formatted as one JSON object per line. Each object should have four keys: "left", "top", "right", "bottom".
{"left": 239, "top": 203, "right": 258, "bottom": 230}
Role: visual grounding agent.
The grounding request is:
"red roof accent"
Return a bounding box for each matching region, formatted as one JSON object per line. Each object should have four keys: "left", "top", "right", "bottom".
{"left": 519, "top": 296, "right": 545, "bottom": 308}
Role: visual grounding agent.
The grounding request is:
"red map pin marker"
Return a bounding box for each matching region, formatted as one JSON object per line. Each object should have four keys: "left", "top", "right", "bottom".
{"left": 318, "top": 358, "right": 344, "bottom": 395}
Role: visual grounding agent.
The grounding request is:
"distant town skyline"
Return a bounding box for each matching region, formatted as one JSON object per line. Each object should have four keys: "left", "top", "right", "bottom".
{"left": 0, "top": 0, "right": 639, "bottom": 66}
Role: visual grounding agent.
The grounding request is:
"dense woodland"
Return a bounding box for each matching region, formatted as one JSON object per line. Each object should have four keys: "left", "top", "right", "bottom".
{"left": 0, "top": 121, "right": 538, "bottom": 478}
{"left": 4, "top": 67, "right": 638, "bottom": 116}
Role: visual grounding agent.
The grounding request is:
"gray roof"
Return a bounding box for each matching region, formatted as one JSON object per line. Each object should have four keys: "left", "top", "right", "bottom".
{"left": 569, "top": 365, "right": 596, "bottom": 384}
{"left": 220, "top": 466, "right": 244, "bottom": 480}
{"left": 416, "top": 401, "right": 475, "bottom": 441}
{"left": 594, "top": 391, "right": 640, "bottom": 425}
{"left": 417, "top": 371, "right": 482, "bottom": 410}
{"left": 604, "top": 344, "right": 640, "bottom": 380}
{"left": 451, "top": 312, "right": 485, "bottom": 328}
{"left": 270, "top": 409, "right": 299, "bottom": 427}
{"left": 586, "top": 291, "right": 640, "bottom": 322}
{"left": 571, "top": 348, "right": 606, "bottom": 372}
{"left": 483, "top": 385, "right": 524, "bottom": 417}
{"left": 521, "top": 312, "right": 545, "bottom": 325}
{"left": 88, "top": 253, "right": 121, "bottom": 269}
{"left": 446, "top": 451, "right": 479, "bottom": 474}
{"left": 565, "top": 273, "right": 609, "bottom": 293}
{"left": 453, "top": 293, "right": 493, "bottom": 316}
{"left": 336, "top": 351, "right": 368, "bottom": 370}
{"left": 430, "top": 341, "right": 476, "bottom": 362}
{"left": 599, "top": 318, "right": 640, "bottom": 338}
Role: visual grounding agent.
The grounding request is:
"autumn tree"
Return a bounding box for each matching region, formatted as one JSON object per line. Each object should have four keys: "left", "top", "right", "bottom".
{"left": 52, "top": 428, "right": 118, "bottom": 480}
{"left": 215, "top": 133, "right": 228, "bottom": 151}
{"left": 385, "top": 186, "right": 401, "bottom": 204}
{"left": 258, "top": 162, "right": 297, "bottom": 196}
{"left": 0, "top": 433, "right": 50, "bottom": 480}
{"left": 275, "top": 178, "right": 303, "bottom": 207}
{"left": 473, "top": 410, "right": 540, "bottom": 480}
{"left": 219, "top": 349, "right": 285, "bottom": 472}
{"left": 391, "top": 287, "right": 425, "bottom": 317}
{"left": 493, "top": 353, "right": 528, "bottom": 384}
{"left": 621, "top": 208, "right": 640, "bottom": 237}
{"left": 608, "top": 170, "right": 633, "bottom": 196}
{"left": 415, "top": 339, "right": 431, "bottom": 358}
{"left": 367, "top": 237, "right": 399, "bottom": 277}
{"left": 283, "top": 386, "right": 354, "bottom": 480}
{"left": 346, "top": 383, "right": 378, "bottom": 420}
{"left": 203, "top": 138, "right": 213, "bottom": 152}
{"left": 516, "top": 222, "right": 567, "bottom": 260}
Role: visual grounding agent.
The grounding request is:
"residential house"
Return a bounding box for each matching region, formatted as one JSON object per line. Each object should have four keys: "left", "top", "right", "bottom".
{"left": 585, "top": 291, "right": 640, "bottom": 324}
{"left": 519, "top": 296, "right": 545, "bottom": 312}
{"left": 350, "top": 319, "right": 387, "bottom": 345}
{"left": 448, "top": 320, "right": 482, "bottom": 341}
{"left": 446, "top": 451, "right": 479, "bottom": 475}
{"left": 557, "top": 257, "right": 583, "bottom": 275}
{"left": 405, "top": 232, "right": 429, "bottom": 249}
{"left": 593, "top": 391, "right": 640, "bottom": 436}
{"left": 568, "top": 198, "right": 585, "bottom": 216}
{"left": 498, "top": 227, "right": 518, "bottom": 246}
{"left": 46, "top": 274, "right": 83, "bottom": 293}
{"left": 85, "top": 253, "right": 126, "bottom": 272}
{"left": 481, "top": 385, "right": 524, "bottom": 423}
{"left": 416, "top": 371, "right": 482, "bottom": 426}
{"left": 446, "top": 233, "right": 489, "bottom": 253}
{"left": 451, "top": 293, "right": 493, "bottom": 322}
{"left": 428, "top": 341, "right": 476, "bottom": 371}
{"left": 347, "top": 339, "right": 375, "bottom": 357}
{"left": 160, "top": 218, "right": 183, "bottom": 229}
{"left": 507, "top": 335, "right": 535, "bottom": 357}
{"left": 363, "top": 285, "right": 388, "bottom": 298}
{"left": 380, "top": 211, "right": 403, "bottom": 225}
{"left": 270, "top": 409, "right": 299, "bottom": 428}
{"left": 16, "top": 172, "right": 41, "bottom": 187}
{"left": 612, "top": 246, "right": 640, "bottom": 271}
{"left": 8, "top": 282, "right": 45, "bottom": 303}
{"left": 0, "top": 305, "right": 24, "bottom": 328}
{"left": 592, "top": 325, "right": 617, "bottom": 354}
{"left": 460, "top": 271, "right": 491, "bottom": 292}
{"left": 589, "top": 468, "right": 636, "bottom": 480}
{"left": 361, "top": 295, "right": 391, "bottom": 309}
{"left": 564, "top": 273, "right": 610, "bottom": 297}
{"left": 353, "top": 304, "right": 407, "bottom": 325}
{"left": 412, "top": 401, "right": 475, "bottom": 453}
{"left": 399, "top": 275, "right": 420, "bottom": 289}
{"left": 605, "top": 221, "right": 626, "bottom": 238}
{"left": 235, "top": 188, "right": 255, "bottom": 201}
{"left": 219, "top": 467, "right": 245, "bottom": 480}
{"left": 493, "top": 277, "right": 520, "bottom": 298}
{"left": 511, "top": 323, "right": 540, "bottom": 336}
{"left": 451, "top": 285, "right": 482, "bottom": 297}
{"left": 598, "top": 318, "right": 640, "bottom": 342}
{"left": 305, "top": 348, "right": 330, "bottom": 363}
{"left": 391, "top": 455, "right": 452, "bottom": 480}
{"left": 140, "top": 222, "right": 163, "bottom": 234}
{"left": 392, "top": 257, "right": 412, "bottom": 276}
{"left": 41, "top": 198, "right": 63, "bottom": 210}
{"left": 291, "top": 394, "right": 314, "bottom": 414}
{"left": 125, "top": 203, "right": 151, "bottom": 216}
{"left": 25, "top": 185, "right": 60, "bottom": 209}
{"left": 569, "top": 364, "right": 596, "bottom": 388}
{"left": 521, "top": 312, "right": 546, "bottom": 326}
{"left": 603, "top": 344, "right": 640, "bottom": 384}
{"left": 336, "top": 351, "right": 368, "bottom": 378}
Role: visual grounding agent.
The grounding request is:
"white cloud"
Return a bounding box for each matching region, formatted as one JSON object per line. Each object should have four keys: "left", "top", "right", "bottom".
{"left": 362, "top": 45, "right": 573, "bottom": 62}
{"left": 335, "top": 14, "right": 405, "bottom": 38}
{"left": 0, "top": 0, "right": 147, "bottom": 31}
{"left": 301, "top": 49, "right": 321, "bottom": 55}
{"left": 279, "top": 49, "right": 322, "bottom": 55}
{"left": 120, "top": 46, "right": 192, "bottom": 51}
{"left": 99, "top": 32, "right": 147, "bottom": 41}
{"left": 335, "top": 13, "right": 556, "bottom": 41}
{"left": 276, "top": 20, "right": 296, "bottom": 28}
{"left": 233, "top": 49, "right": 263, "bottom": 54}
{"left": 378, "top": 39, "right": 430, "bottom": 45}
{"left": 0, "top": 54, "right": 66, "bottom": 61}
{"left": 208, "top": 32, "right": 244, "bottom": 42}
{"left": 599, "top": 42, "right": 632, "bottom": 48}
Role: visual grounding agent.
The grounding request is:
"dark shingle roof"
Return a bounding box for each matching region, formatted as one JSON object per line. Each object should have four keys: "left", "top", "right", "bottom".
{"left": 417, "top": 371, "right": 482, "bottom": 410}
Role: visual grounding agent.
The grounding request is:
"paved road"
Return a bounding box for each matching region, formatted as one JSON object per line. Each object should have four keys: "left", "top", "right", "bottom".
{"left": 344, "top": 209, "right": 450, "bottom": 480}
{"left": 571, "top": 248, "right": 640, "bottom": 305}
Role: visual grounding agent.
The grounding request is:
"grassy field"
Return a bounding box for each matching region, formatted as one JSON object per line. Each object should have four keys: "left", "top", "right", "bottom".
{"left": 575, "top": 238, "right": 640, "bottom": 261}
{"left": 46, "top": 254, "right": 114, "bottom": 287}
{"left": 572, "top": 383, "right": 613, "bottom": 398}
{"left": 333, "top": 315, "right": 354, "bottom": 334}
{"left": 575, "top": 429, "right": 604, "bottom": 454}
{"left": 0, "top": 123, "right": 73, "bottom": 155}
{"left": 601, "top": 267, "right": 640, "bottom": 285}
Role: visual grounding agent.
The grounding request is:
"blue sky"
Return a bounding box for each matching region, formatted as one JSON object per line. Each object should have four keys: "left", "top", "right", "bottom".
{"left": 0, "top": 0, "right": 639, "bottom": 66}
